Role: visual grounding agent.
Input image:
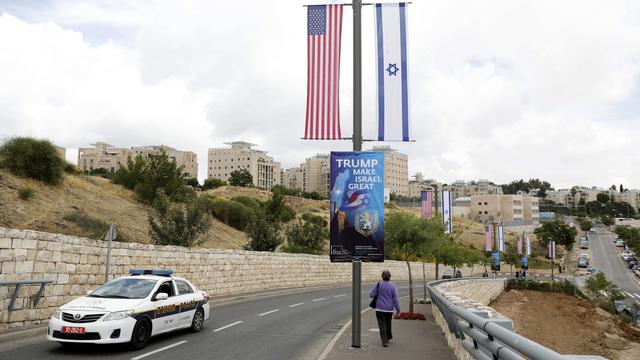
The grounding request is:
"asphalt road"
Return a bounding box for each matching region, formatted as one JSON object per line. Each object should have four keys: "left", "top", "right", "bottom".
{"left": 588, "top": 225, "right": 640, "bottom": 306}
{"left": 0, "top": 281, "right": 422, "bottom": 360}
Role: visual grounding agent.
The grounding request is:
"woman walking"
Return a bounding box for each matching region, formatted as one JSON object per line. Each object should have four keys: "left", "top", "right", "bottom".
{"left": 369, "top": 270, "right": 401, "bottom": 347}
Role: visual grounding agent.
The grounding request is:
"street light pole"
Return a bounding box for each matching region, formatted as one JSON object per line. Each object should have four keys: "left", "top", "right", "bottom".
{"left": 351, "top": 0, "right": 363, "bottom": 349}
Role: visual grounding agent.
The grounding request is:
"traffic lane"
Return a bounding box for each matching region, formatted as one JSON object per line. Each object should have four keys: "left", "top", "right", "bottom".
{"left": 1, "top": 282, "right": 419, "bottom": 360}
{"left": 590, "top": 227, "right": 639, "bottom": 293}
{"left": 150, "top": 282, "right": 419, "bottom": 360}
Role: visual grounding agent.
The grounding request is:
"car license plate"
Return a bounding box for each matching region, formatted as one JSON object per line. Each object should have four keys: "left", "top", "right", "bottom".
{"left": 62, "top": 326, "right": 85, "bottom": 334}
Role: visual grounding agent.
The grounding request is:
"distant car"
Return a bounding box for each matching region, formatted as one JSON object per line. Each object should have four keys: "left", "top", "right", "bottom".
{"left": 441, "top": 269, "right": 455, "bottom": 279}
{"left": 579, "top": 253, "right": 589, "bottom": 260}
{"left": 634, "top": 269, "right": 640, "bottom": 278}
{"left": 622, "top": 252, "right": 633, "bottom": 261}
{"left": 587, "top": 267, "right": 598, "bottom": 274}
{"left": 613, "top": 234, "right": 619, "bottom": 239}
{"left": 628, "top": 260, "right": 637, "bottom": 269}
{"left": 580, "top": 241, "right": 589, "bottom": 249}
{"left": 616, "top": 240, "right": 625, "bottom": 247}
{"left": 48, "top": 269, "right": 210, "bottom": 349}
{"left": 578, "top": 258, "right": 589, "bottom": 268}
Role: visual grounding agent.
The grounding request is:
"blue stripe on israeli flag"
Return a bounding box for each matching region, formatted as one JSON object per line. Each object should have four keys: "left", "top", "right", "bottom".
{"left": 441, "top": 191, "right": 452, "bottom": 234}
{"left": 375, "top": 3, "right": 410, "bottom": 142}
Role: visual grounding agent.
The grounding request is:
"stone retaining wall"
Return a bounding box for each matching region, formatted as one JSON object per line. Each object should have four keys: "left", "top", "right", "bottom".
{"left": 0, "top": 227, "right": 477, "bottom": 330}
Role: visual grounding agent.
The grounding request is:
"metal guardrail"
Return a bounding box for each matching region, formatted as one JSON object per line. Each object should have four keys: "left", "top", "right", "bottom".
{"left": 0, "top": 280, "right": 53, "bottom": 311}
{"left": 427, "top": 278, "right": 607, "bottom": 360}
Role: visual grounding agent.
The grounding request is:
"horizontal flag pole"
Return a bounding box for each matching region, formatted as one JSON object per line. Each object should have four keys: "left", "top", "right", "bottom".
{"left": 300, "top": 137, "right": 415, "bottom": 142}
{"left": 302, "top": 2, "right": 412, "bottom": 7}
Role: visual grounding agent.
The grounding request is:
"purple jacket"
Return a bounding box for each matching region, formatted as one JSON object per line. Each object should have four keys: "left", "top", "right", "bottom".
{"left": 369, "top": 281, "right": 400, "bottom": 313}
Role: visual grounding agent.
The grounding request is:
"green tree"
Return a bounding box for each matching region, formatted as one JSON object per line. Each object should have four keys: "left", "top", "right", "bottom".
{"left": 244, "top": 211, "right": 282, "bottom": 251}
{"left": 282, "top": 219, "right": 326, "bottom": 254}
{"left": 229, "top": 169, "right": 253, "bottom": 187}
{"left": 202, "top": 178, "right": 227, "bottom": 190}
{"left": 264, "top": 189, "right": 296, "bottom": 223}
{"left": 385, "top": 212, "right": 428, "bottom": 313}
{"left": 185, "top": 178, "right": 200, "bottom": 188}
{"left": 585, "top": 272, "right": 616, "bottom": 295}
{"left": 503, "top": 243, "right": 519, "bottom": 277}
{"left": 601, "top": 215, "right": 614, "bottom": 226}
{"left": 534, "top": 220, "right": 578, "bottom": 250}
{"left": 135, "top": 152, "right": 186, "bottom": 204}
{"left": 210, "top": 198, "right": 255, "bottom": 231}
{"left": 112, "top": 155, "right": 147, "bottom": 189}
{"left": 148, "top": 192, "right": 212, "bottom": 247}
{"left": 596, "top": 193, "right": 610, "bottom": 204}
{"left": 0, "top": 137, "right": 65, "bottom": 185}
{"left": 620, "top": 184, "right": 624, "bottom": 193}
{"left": 579, "top": 218, "right": 592, "bottom": 232}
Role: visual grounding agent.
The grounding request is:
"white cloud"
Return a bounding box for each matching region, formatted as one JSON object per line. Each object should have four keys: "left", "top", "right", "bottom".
{"left": 0, "top": 1, "right": 639, "bottom": 189}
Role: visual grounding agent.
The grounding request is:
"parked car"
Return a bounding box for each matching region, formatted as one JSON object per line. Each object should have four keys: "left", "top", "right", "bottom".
{"left": 622, "top": 252, "right": 634, "bottom": 261}
{"left": 578, "top": 257, "right": 589, "bottom": 268}
{"left": 48, "top": 269, "right": 210, "bottom": 350}
{"left": 628, "top": 259, "right": 637, "bottom": 269}
{"left": 616, "top": 240, "right": 625, "bottom": 247}
{"left": 580, "top": 241, "right": 589, "bottom": 249}
{"left": 634, "top": 269, "right": 640, "bottom": 278}
{"left": 441, "top": 269, "right": 455, "bottom": 279}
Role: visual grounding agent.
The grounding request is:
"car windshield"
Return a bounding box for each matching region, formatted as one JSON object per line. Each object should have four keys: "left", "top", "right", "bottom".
{"left": 89, "top": 278, "right": 157, "bottom": 299}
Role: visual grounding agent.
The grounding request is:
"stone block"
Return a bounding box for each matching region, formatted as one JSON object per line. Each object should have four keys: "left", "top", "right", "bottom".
{"left": 33, "top": 261, "right": 46, "bottom": 274}
{"left": 51, "top": 251, "right": 62, "bottom": 262}
{"left": 21, "top": 239, "right": 37, "bottom": 249}
{"left": 6, "top": 229, "right": 25, "bottom": 239}
{"left": 14, "top": 248, "right": 27, "bottom": 261}
{"left": 0, "top": 238, "right": 12, "bottom": 249}
{"left": 57, "top": 273, "right": 69, "bottom": 284}
{"left": 0, "top": 249, "right": 13, "bottom": 261}
{"left": 1, "top": 261, "right": 15, "bottom": 274}
{"left": 15, "top": 261, "right": 34, "bottom": 273}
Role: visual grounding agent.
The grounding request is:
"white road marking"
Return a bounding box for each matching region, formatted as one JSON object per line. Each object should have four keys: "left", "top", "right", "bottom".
{"left": 258, "top": 309, "right": 280, "bottom": 316}
{"left": 213, "top": 321, "right": 243, "bottom": 332}
{"left": 624, "top": 291, "right": 633, "bottom": 297}
{"left": 312, "top": 297, "right": 327, "bottom": 302}
{"left": 634, "top": 293, "right": 640, "bottom": 299}
{"left": 333, "top": 294, "right": 346, "bottom": 298}
{"left": 289, "top": 302, "right": 304, "bottom": 307}
{"left": 131, "top": 340, "right": 187, "bottom": 360}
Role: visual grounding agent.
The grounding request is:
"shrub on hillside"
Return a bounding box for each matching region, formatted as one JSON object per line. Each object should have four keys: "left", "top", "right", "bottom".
{"left": 210, "top": 198, "right": 254, "bottom": 230}
{"left": 18, "top": 186, "right": 34, "bottom": 200}
{"left": 62, "top": 210, "right": 130, "bottom": 241}
{"left": 282, "top": 220, "right": 326, "bottom": 255}
{"left": 64, "top": 162, "right": 80, "bottom": 175}
{"left": 244, "top": 212, "right": 282, "bottom": 252}
{"left": 264, "top": 190, "right": 296, "bottom": 223}
{"left": 113, "top": 153, "right": 186, "bottom": 204}
{"left": 301, "top": 213, "right": 327, "bottom": 228}
{"left": 148, "top": 192, "right": 212, "bottom": 247}
{"left": 231, "top": 196, "right": 263, "bottom": 212}
{"left": 0, "top": 137, "right": 65, "bottom": 185}
{"left": 202, "top": 178, "right": 227, "bottom": 190}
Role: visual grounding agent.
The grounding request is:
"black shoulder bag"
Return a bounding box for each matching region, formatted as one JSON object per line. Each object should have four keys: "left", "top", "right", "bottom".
{"left": 369, "top": 282, "right": 380, "bottom": 308}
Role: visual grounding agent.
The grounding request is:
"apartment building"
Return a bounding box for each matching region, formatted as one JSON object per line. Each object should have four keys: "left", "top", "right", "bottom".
{"left": 77, "top": 142, "right": 198, "bottom": 178}
{"left": 370, "top": 145, "right": 409, "bottom": 197}
{"left": 613, "top": 190, "right": 640, "bottom": 211}
{"left": 282, "top": 154, "right": 330, "bottom": 198}
{"left": 469, "top": 194, "right": 539, "bottom": 224}
{"left": 408, "top": 174, "right": 440, "bottom": 198}
{"left": 207, "top": 142, "right": 281, "bottom": 190}
{"left": 546, "top": 187, "right": 601, "bottom": 208}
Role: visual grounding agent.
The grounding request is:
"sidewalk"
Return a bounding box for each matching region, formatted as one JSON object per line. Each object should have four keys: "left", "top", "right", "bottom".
{"left": 324, "top": 298, "right": 455, "bottom": 360}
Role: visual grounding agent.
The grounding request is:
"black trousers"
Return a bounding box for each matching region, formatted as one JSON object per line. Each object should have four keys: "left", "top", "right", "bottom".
{"left": 375, "top": 311, "right": 393, "bottom": 345}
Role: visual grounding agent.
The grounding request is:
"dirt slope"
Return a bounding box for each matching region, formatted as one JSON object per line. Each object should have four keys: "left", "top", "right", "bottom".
{"left": 0, "top": 170, "right": 248, "bottom": 249}
{"left": 492, "top": 289, "right": 640, "bottom": 359}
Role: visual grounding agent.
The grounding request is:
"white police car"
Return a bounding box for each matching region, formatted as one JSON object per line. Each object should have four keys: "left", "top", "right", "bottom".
{"left": 48, "top": 269, "right": 210, "bottom": 349}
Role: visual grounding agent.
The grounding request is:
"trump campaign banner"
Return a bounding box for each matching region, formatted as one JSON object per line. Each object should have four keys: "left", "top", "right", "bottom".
{"left": 375, "top": 3, "right": 410, "bottom": 142}
{"left": 420, "top": 191, "right": 433, "bottom": 219}
{"left": 441, "top": 190, "right": 452, "bottom": 234}
{"left": 491, "top": 251, "right": 501, "bottom": 271}
{"left": 329, "top": 152, "right": 384, "bottom": 262}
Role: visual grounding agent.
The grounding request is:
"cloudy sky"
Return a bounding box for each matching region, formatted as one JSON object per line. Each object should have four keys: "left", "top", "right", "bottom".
{"left": 1, "top": 0, "right": 639, "bottom": 189}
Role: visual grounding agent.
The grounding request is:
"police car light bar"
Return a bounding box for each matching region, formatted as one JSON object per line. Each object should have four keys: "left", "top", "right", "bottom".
{"left": 129, "top": 269, "right": 173, "bottom": 277}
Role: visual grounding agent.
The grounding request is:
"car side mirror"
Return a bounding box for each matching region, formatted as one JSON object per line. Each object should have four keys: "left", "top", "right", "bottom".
{"left": 155, "top": 293, "right": 169, "bottom": 301}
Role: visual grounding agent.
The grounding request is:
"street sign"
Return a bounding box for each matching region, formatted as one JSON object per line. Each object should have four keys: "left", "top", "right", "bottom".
{"left": 329, "top": 151, "right": 384, "bottom": 262}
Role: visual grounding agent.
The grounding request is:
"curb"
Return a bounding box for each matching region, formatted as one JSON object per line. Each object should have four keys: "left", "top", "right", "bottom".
{"left": 0, "top": 324, "right": 47, "bottom": 343}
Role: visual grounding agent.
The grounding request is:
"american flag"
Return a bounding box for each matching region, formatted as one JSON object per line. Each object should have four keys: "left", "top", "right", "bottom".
{"left": 305, "top": 5, "right": 343, "bottom": 140}
{"left": 485, "top": 225, "right": 492, "bottom": 252}
{"left": 420, "top": 191, "right": 433, "bottom": 219}
{"left": 517, "top": 236, "right": 523, "bottom": 255}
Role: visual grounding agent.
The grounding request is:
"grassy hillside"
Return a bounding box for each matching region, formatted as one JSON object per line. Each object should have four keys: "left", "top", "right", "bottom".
{"left": 0, "top": 170, "right": 248, "bottom": 249}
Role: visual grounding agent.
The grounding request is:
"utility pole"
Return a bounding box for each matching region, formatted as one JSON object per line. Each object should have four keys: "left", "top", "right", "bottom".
{"left": 351, "top": 0, "right": 363, "bottom": 349}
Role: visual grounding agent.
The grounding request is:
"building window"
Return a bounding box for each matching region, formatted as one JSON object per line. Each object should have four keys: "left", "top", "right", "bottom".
{"left": 484, "top": 211, "right": 488, "bottom": 214}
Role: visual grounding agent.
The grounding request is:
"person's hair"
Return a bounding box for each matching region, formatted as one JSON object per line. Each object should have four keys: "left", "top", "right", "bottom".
{"left": 381, "top": 270, "right": 391, "bottom": 281}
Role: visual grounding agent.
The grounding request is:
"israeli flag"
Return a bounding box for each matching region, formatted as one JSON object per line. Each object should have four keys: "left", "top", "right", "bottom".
{"left": 375, "top": 3, "right": 410, "bottom": 141}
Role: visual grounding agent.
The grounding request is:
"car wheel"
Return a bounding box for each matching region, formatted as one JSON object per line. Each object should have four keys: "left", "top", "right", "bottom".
{"left": 191, "top": 308, "right": 205, "bottom": 332}
{"left": 130, "top": 318, "right": 151, "bottom": 350}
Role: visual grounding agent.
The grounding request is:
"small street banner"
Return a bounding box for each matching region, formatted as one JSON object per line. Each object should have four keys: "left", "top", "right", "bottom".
{"left": 498, "top": 225, "right": 505, "bottom": 252}
{"left": 491, "top": 251, "right": 501, "bottom": 271}
{"left": 484, "top": 225, "right": 492, "bottom": 252}
{"left": 375, "top": 3, "right": 410, "bottom": 141}
{"left": 521, "top": 256, "right": 529, "bottom": 270}
{"left": 441, "top": 190, "right": 452, "bottom": 234}
{"left": 548, "top": 240, "right": 556, "bottom": 259}
{"left": 304, "top": 4, "right": 343, "bottom": 140}
{"left": 420, "top": 191, "right": 433, "bottom": 219}
{"left": 526, "top": 237, "right": 531, "bottom": 256}
{"left": 329, "top": 151, "right": 384, "bottom": 262}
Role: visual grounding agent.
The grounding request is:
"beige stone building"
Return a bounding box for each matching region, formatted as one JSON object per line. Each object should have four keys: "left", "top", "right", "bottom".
{"left": 282, "top": 154, "right": 330, "bottom": 198}
{"left": 613, "top": 190, "right": 640, "bottom": 212}
{"left": 470, "top": 194, "right": 539, "bottom": 224}
{"left": 207, "top": 142, "right": 281, "bottom": 190}
{"left": 370, "top": 145, "right": 409, "bottom": 197}
{"left": 77, "top": 142, "right": 198, "bottom": 178}
{"left": 546, "top": 187, "right": 601, "bottom": 208}
{"left": 408, "top": 173, "right": 440, "bottom": 197}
